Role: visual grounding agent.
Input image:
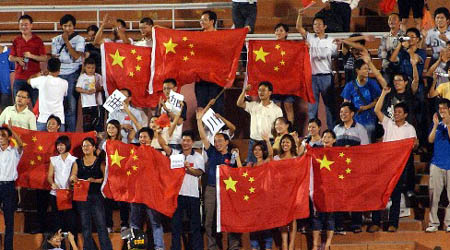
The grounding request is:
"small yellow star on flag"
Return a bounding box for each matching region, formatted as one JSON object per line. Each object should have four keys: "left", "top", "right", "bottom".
{"left": 183, "top": 56, "right": 189, "bottom": 62}
{"left": 345, "top": 168, "right": 352, "bottom": 174}
{"left": 224, "top": 176, "right": 238, "bottom": 192}
{"left": 132, "top": 166, "right": 138, "bottom": 171}
{"left": 242, "top": 172, "right": 248, "bottom": 178}
{"left": 37, "top": 155, "right": 42, "bottom": 161}
{"left": 338, "top": 175, "right": 344, "bottom": 180}
{"left": 135, "top": 65, "right": 141, "bottom": 71}
{"left": 136, "top": 55, "right": 142, "bottom": 61}
{"left": 110, "top": 150, "right": 125, "bottom": 167}
{"left": 163, "top": 38, "right": 178, "bottom": 54}
{"left": 339, "top": 152, "right": 345, "bottom": 157}
{"left": 274, "top": 66, "right": 280, "bottom": 72}
{"left": 189, "top": 44, "right": 194, "bottom": 48}
{"left": 131, "top": 49, "right": 136, "bottom": 54}
{"left": 109, "top": 49, "right": 126, "bottom": 68}
{"left": 281, "top": 50, "right": 286, "bottom": 56}
{"left": 248, "top": 177, "right": 255, "bottom": 183}
{"left": 190, "top": 51, "right": 195, "bottom": 56}
{"left": 130, "top": 149, "right": 135, "bottom": 155}
{"left": 253, "top": 46, "right": 270, "bottom": 63}
{"left": 32, "top": 136, "right": 37, "bottom": 142}
{"left": 249, "top": 187, "right": 255, "bottom": 193}
{"left": 280, "top": 60, "right": 285, "bottom": 66}
{"left": 127, "top": 171, "right": 131, "bottom": 176}
{"left": 243, "top": 195, "right": 249, "bottom": 201}
{"left": 346, "top": 158, "right": 352, "bottom": 164}
{"left": 132, "top": 154, "right": 138, "bottom": 161}
{"left": 182, "top": 36, "right": 188, "bottom": 41}
{"left": 30, "top": 160, "right": 35, "bottom": 165}
{"left": 316, "top": 155, "right": 334, "bottom": 171}
{"left": 275, "top": 44, "right": 281, "bottom": 50}
{"left": 129, "top": 72, "right": 135, "bottom": 77}
{"left": 38, "top": 145, "right": 43, "bottom": 151}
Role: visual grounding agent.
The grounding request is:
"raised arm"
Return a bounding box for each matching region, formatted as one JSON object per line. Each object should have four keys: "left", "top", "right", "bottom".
{"left": 374, "top": 87, "right": 390, "bottom": 122}
{"left": 215, "top": 113, "right": 236, "bottom": 136}
{"left": 156, "top": 130, "right": 172, "bottom": 156}
{"left": 9, "top": 120, "right": 23, "bottom": 154}
{"left": 389, "top": 42, "right": 402, "bottom": 63}
{"left": 428, "top": 113, "right": 440, "bottom": 143}
{"left": 428, "top": 73, "right": 439, "bottom": 98}
{"left": 296, "top": 6, "right": 307, "bottom": 39}
{"left": 361, "top": 49, "right": 388, "bottom": 88}
{"left": 196, "top": 109, "right": 210, "bottom": 150}
{"left": 262, "top": 133, "right": 273, "bottom": 160}
{"left": 93, "top": 14, "right": 109, "bottom": 46}
{"left": 236, "top": 84, "right": 250, "bottom": 109}
{"left": 410, "top": 56, "right": 419, "bottom": 94}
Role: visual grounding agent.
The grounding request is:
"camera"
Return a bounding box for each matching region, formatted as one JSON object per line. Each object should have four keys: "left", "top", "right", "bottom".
{"left": 121, "top": 228, "right": 147, "bottom": 249}
{"left": 398, "top": 37, "right": 411, "bottom": 42}
{"left": 437, "top": 73, "right": 449, "bottom": 78}
{"left": 61, "top": 232, "right": 69, "bottom": 238}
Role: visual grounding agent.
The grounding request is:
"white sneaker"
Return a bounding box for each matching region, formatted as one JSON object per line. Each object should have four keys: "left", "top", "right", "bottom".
{"left": 399, "top": 208, "right": 411, "bottom": 218}
{"left": 446, "top": 226, "right": 450, "bottom": 233}
{"left": 425, "top": 226, "right": 438, "bottom": 232}
{"left": 121, "top": 226, "right": 129, "bottom": 233}
{"left": 107, "top": 227, "right": 113, "bottom": 233}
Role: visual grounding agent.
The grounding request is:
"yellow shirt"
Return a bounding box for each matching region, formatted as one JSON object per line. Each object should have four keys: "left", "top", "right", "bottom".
{"left": 437, "top": 82, "right": 450, "bottom": 100}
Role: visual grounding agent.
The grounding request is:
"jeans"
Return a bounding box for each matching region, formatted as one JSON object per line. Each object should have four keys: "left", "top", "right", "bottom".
{"left": 76, "top": 193, "right": 113, "bottom": 250}
{"left": 232, "top": 2, "right": 257, "bottom": 33}
{"left": 37, "top": 121, "right": 65, "bottom": 132}
{"left": 171, "top": 196, "right": 203, "bottom": 250}
{"left": 250, "top": 230, "right": 273, "bottom": 250}
{"left": 0, "top": 182, "right": 16, "bottom": 250}
{"left": 246, "top": 139, "right": 257, "bottom": 164}
{"left": 60, "top": 71, "right": 80, "bottom": 132}
{"left": 312, "top": 212, "right": 335, "bottom": 231}
{"left": 307, "top": 74, "right": 336, "bottom": 130}
{"left": 105, "top": 199, "right": 130, "bottom": 228}
{"left": 372, "top": 183, "right": 402, "bottom": 228}
{"left": 130, "top": 203, "right": 165, "bottom": 250}
{"left": 194, "top": 80, "right": 224, "bottom": 116}
{"left": 13, "top": 79, "right": 39, "bottom": 107}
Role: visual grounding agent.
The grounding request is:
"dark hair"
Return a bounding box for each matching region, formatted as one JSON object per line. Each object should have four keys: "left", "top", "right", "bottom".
{"left": 41, "top": 231, "right": 63, "bottom": 250}
{"left": 308, "top": 118, "right": 322, "bottom": 127}
{"left": 116, "top": 19, "right": 126, "bottom": 28}
{"left": 388, "top": 12, "right": 400, "bottom": 19}
{"left": 47, "top": 58, "right": 61, "bottom": 73}
{"left": 349, "top": 33, "right": 366, "bottom": 46}
{"left": 16, "top": 87, "right": 31, "bottom": 98}
{"left": 106, "top": 119, "right": 122, "bottom": 140}
{"left": 84, "top": 57, "right": 96, "bottom": 66}
{"left": 394, "top": 102, "right": 409, "bottom": 114}
{"left": 393, "top": 73, "right": 409, "bottom": 82}
{"left": 181, "top": 130, "right": 195, "bottom": 140}
{"left": 86, "top": 24, "right": 99, "bottom": 34}
{"left": 434, "top": 7, "right": 450, "bottom": 20}
{"left": 55, "top": 135, "right": 71, "bottom": 153}
{"left": 140, "top": 17, "right": 154, "bottom": 26}
{"left": 340, "top": 102, "right": 357, "bottom": 113}
{"left": 138, "top": 127, "right": 154, "bottom": 141}
{"left": 60, "top": 14, "right": 76, "bottom": 26}
{"left": 312, "top": 16, "right": 325, "bottom": 25}
{"left": 273, "top": 117, "right": 292, "bottom": 134}
{"left": 354, "top": 59, "right": 366, "bottom": 71}
{"left": 279, "top": 134, "right": 297, "bottom": 157}
{"left": 274, "top": 23, "right": 289, "bottom": 33}
{"left": 82, "top": 137, "right": 96, "bottom": 149}
{"left": 406, "top": 27, "right": 421, "bottom": 40}
{"left": 163, "top": 78, "right": 177, "bottom": 87}
{"left": 215, "top": 132, "right": 230, "bottom": 142}
{"left": 0, "top": 127, "right": 12, "bottom": 137}
{"left": 258, "top": 81, "right": 273, "bottom": 92}
{"left": 47, "top": 115, "right": 62, "bottom": 128}
{"left": 252, "top": 141, "right": 268, "bottom": 160}
{"left": 322, "top": 129, "right": 336, "bottom": 139}
{"left": 18, "top": 14, "right": 33, "bottom": 23}
{"left": 438, "top": 98, "right": 450, "bottom": 108}
{"left": 202, "top": 10, "right": 217, "bottom": 26}
{"left": 119, "top": 88, "right": 132, "bottom": 97}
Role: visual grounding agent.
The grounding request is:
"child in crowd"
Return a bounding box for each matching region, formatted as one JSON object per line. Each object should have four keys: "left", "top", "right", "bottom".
{"left": 75, "top": 58, "right": 103, "bottom": 132}
{"left": 28, "top": 58, "right": 68, "bottom": 131}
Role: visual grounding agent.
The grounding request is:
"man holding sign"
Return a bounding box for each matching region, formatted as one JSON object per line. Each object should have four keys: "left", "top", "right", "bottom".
{"left": 157, "top": 130, "right": 204, "bottom": 250}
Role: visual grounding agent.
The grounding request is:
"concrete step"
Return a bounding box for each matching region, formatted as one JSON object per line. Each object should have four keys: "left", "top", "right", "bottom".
{"left": 331, "top": 241, "right": 416, "bottom": 250}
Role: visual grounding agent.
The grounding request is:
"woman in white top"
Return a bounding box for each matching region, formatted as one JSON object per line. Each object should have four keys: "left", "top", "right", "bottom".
{"left": 47, "top": 135, "right": 78, "bottom": 237}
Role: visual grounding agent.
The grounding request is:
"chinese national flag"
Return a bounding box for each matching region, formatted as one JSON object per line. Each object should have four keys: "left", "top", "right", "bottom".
{"left": 246, "top": 40, "right": 314, "bottom": 103}
{"left": 13, "top": 127, "right": 95, "bottom": 190}
{"left": 103, "top": 140, "right": 185, "bottom": 217}
{"left": 101, "top": 42, "right": 161, "bottom": 108}
{"left": 218, "top": 156, "right": 310, "bottom": 233}
{"left": 307, "top": 139, "right": 414, "bottom": 212}
{"left": 150, "top": 27, "right": 247, "bottom": 90}
{"left": 73, "top": 180, "right": 90, "bottom": 202}
{"left": 56, "top": 189, "right": 73, "bottom": 210}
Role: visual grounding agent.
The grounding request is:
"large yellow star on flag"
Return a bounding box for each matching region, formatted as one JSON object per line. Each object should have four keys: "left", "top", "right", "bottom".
{"left": 109, "top": 49, "right": 126, "bottom": 68}
{"left": 110, "top": 150, "right": 125, "bottom": 167}
{"left": 223, "top": 176, "right": 238, "bottom": 192}
{"left": 316, "top": 155, "right": 334, "bottom": 171}
{"left": 253, "top": 46, "right": 270, "bottom": 63}
{"left": 163, "top": 38, "right": 178, "bottom": 54}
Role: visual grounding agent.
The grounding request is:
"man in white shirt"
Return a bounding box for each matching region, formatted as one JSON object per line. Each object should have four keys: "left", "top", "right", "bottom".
{"left": 157, "top": 130, "right": 204, "bottom": 250}
{"left": 237, "top": 81, "right": 283, "bottom": 163}
{"left": 322, "top": 0, "right": 360, "bottom": 32}
{"left": 0, "top": 88, "right": 36, "bottom": 130}
{"left": 370, "top": 87, "right": 418, "bottom": 233}
{"left": 424, "top": 8, "right": 450, "bottom": 65}
{"left": 28, "top": 58, "right": 68, "bottom": 131}
{"left": 134, "top": 17, "right": 154, "bottom": 47}
{"left": 297, "top": 9, "right": 338, "bottom": 129}
{"left": 0, "top": 125, "right": 23, "bottom": 250}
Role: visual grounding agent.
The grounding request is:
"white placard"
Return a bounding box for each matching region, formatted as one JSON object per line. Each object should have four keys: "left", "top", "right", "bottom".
{"left": 167, "top": 90, "right": 184, "bottom": 114}
{"left": 170, "top": 154, "right": 185, "bottom": 169}
{"left": 202, "top": 109, "right": 225, "bottom": 141}
{"left": 103, "top": 89, "right": 126, "bottom": 113}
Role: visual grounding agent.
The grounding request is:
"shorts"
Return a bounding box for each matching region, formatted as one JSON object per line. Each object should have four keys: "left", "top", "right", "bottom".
{"left": 271, "top": 94, "right": 296, "bottom": 103}
{"left": 398, "top": 0, "right": 424, "bottom": 19}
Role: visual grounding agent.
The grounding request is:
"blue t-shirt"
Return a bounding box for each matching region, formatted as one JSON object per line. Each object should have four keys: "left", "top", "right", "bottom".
{"left": 341, "top": 78, "right": 381, "bottom": 127}
{"left": 0, "top": 48, "right": 14, "bottom": 94}
{"left": 431, "top": 123, "right": 450, "bottom": 170}
{"left": 206, "top": 146, "right": 232, "bottom": 186}
{"left": 397, "top": 48, "right": 426, "bottom": 79}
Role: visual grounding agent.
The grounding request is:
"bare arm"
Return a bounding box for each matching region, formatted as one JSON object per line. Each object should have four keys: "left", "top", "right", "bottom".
{"left": 93, "top": 14, "right": 108, "bottom": 46}
{"left": 168, "top": 103, "right": 183, "bottom": 137}
{"left": 196, "top": 109, "right": 210, "bottom": 150}
{"left": 8, "top": 55, "right": 25, "bottom": 66}
{"left": 236, "top": 84, "right": 251, "bottom": 109}
{"left": 47, "top": 162, "right": 57, "bottom": 189}
{"left": 69, "top": 161, "right": 78, "bottom": 183}
{"left": 215, "top": 113, "right": 236, "bottom": 136}
{"left": 428, "top": 74, "right": 439, "bottom": 98}
{"left": 23, "top": 52, "right": 48, "bottom": 62}
{"left": 374, "top": 88, "right": 390, "bottom": 122}
{"left": 296, "top": 7, "right": 307, "bottom": 39}
{"left": 411, "top": 56, "right": 419, "bottom": 94}
{"left": 428, "top": 114, "right": 439, "bottom": 143}
{"left": 361, "top": 49, "right": 388, "bottom": 88}
{"left": 157, "top": 130, "right": 172, "bottom": 156}
{"left": 62, "top": 33, "right": 83, "bottom": 60}
{"left": 389, "top": 43, "right": 402, "bottom": 63}
{"left": 425, "top": 56, "right": 441, "bottom": 77}
{"left": 9, "top": 122, "right": 23, "bottom": 154}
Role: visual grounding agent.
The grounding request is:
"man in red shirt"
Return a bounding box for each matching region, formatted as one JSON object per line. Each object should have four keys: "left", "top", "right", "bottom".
{"left": 9, "top": 15, "right": 47, "bottom": 106}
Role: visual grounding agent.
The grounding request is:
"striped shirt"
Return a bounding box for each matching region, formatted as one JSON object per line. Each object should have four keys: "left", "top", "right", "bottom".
{"left": 333, "top": 121, "right": 369, "bottom": 146}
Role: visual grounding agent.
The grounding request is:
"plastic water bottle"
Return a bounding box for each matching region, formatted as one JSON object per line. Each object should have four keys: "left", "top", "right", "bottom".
{"left": 230, "top": 151, "right": 238, "bottom": 165}
{"left": 23, "top": 57, "right": 29, "bottom": 70}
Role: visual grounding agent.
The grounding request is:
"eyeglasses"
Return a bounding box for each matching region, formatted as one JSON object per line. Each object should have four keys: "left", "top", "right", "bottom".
{"left": 16, "top": 95, "right": 29, "bottom": 99}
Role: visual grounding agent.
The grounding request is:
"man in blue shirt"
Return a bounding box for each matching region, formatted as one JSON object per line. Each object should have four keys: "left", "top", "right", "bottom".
{"left": 426, "top": 98, "right": 450, "bottom": 233}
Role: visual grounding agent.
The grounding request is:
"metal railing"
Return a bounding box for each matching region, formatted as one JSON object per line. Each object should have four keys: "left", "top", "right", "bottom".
{"left": 0, "top": 2, "right": 232, "bottom": 31}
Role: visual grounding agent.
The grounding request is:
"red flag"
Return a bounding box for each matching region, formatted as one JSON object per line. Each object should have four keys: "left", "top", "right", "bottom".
{"left": 218, "top": 157, "right": 310, "bottom": 233}
{"left": 73, "top": 180, "right": 90, "bottom": 202}
{"left": 246, "top": 40, "right": 314, "bottom": 103}
{"left": 379, "top": 0, "right": 396, "bottom": 14}
{"left": 103, "top": 140, "right": 185, "bottom": 217}
{"left": 307, "top": 139, "right": 414, "bottom": 212}
{"left": 13, "top": 127, "right": 95, "bottom": 190}
{"left": 101, "top": 42, "right": 160, "bottom": 108}
{"left": 150, "top": 27, "right": 247, "bottom": 90}
{"left": 56, "top": 189, "right": 73, "bottom": 210}
{"left": 155, "top": 113, "right": 170, "bottom": 128}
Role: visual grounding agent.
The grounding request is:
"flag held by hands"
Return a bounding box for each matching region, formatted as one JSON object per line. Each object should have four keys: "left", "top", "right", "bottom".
{"left": 56, "top": 189, "right": 73, "bottom": 210}
{"left": 73, "top": 180, "right": 90, "bottom": 202}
